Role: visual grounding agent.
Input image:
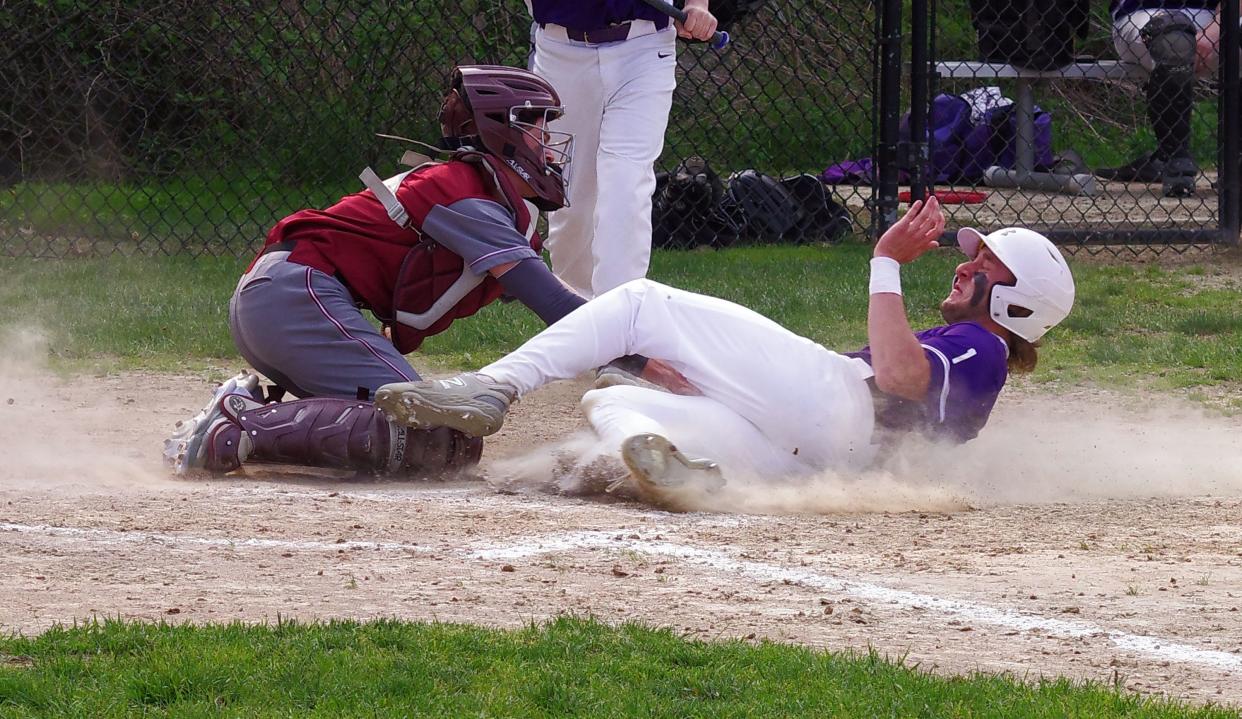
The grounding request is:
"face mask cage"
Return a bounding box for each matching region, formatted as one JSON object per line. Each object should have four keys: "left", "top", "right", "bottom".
{"left": 510, "top": 104, "right": 574, "bottom": 193}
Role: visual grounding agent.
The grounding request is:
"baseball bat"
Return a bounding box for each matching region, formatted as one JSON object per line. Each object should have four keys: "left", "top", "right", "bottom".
{"left": 637, "top": 0, "right": 730, "bottom": 49}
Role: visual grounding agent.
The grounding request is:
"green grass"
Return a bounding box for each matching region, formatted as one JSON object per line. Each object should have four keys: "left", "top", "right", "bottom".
{"left": 0, "top": 175, "right": 359, "bottom": 258}
{"left": 0, "top": 616, "right": 1232, "bottom": 718}
{"left": 1, "top": 244, "right": 1240, "bottom": 403}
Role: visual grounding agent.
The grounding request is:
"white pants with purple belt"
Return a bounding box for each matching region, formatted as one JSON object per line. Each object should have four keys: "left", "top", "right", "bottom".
{"left": 480, "top": 279, "right": 878, "bottom": 480}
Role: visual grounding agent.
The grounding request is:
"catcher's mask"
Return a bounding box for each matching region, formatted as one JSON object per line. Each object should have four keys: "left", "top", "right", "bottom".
{"left": 957, "top": 227, "right": 1075, "bottom": 342}
{"left": 439, "top": 65, "right": 573, "bottom": 211}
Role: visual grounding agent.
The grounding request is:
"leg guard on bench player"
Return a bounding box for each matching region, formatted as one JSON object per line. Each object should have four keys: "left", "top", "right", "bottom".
{"left": 1142, "top": 12, "right": 1198, "bottom": 196}
{"left": 164, "top": 374, "right": 482, "bottom": 477}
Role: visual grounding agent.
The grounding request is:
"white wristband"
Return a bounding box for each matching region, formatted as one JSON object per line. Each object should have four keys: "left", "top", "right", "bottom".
{"left": 869, "top": 256, "right": 902, "bottom": 296}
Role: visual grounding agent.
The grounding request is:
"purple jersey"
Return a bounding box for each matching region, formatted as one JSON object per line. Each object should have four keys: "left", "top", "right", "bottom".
{"left": 845, "top": 322, "right": 1009, "bottom": 443}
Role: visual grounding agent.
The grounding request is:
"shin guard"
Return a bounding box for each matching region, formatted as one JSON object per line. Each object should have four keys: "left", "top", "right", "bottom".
{"left": 206, "top": 394, "right": 482, "bottom": 477}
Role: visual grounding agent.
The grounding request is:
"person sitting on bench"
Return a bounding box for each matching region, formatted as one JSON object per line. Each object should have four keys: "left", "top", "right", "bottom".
{"left": 1095, "top": 0, "right": 1222, "bottom": 197}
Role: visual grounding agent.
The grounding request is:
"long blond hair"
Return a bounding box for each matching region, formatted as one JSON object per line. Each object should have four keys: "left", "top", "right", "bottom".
{"left": 1007, "top": 334, "right": 1039, "bottom": 373}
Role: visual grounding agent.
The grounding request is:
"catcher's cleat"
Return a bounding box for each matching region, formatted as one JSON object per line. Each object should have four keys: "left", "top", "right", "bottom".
{"left": 374, "top": 372, "right": 515, "bottom": 436}
{"left": 163, "top": 372, "right": 260, "bottom": 476}
{"left": 620, "top": 433, "right": 725, "bottom": 511}
{"left": 1161, "top": 155, "right": 1197, "bottom": 198}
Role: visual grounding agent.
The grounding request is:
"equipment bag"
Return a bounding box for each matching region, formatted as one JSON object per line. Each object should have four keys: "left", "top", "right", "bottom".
{"left": 721, "top": 169, "right": 801, "bottom": 242}
{"left": 652, "top": 156, "right": 740, "bottom": 250}
{"left": 898, "top": 92, "right": 1053, "bottom": 184}
{"left": 777, "top": 174, "right": 852, "bottom": 244}
{"left": 723, "top": 169, "right": 851, "bottom": 244}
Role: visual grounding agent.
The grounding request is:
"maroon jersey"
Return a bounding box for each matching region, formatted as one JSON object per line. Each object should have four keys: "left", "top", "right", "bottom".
{"left": 846, "top": 322, "right": 1009, "bottom": 443}
{"left": 257, "top": 156, "right": 540, "bottom": 353}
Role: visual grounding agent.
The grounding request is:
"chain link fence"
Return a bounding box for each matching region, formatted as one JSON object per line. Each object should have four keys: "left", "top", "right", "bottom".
{"left": 2, "top": 0, "right": 1237, "bottom": 260}
{"left": 0, "top": 0, "right": 878, "bottom": 259}
{"left": 892, "top": 0, "right": 1240, "bottom": 254}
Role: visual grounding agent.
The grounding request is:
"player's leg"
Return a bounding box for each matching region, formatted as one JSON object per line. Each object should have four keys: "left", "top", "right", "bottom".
{"left": 163, "top": 375, "right": 481, "bottom": 478}
{"left": 377, "top": 279, "right": 876, "bottom": 471}
{"left": 1144, "top": 10, "right": 1201, "bottom": 197}
{"left": 229, "top": 254, "right": 419, "bottom": 398}
{"left": 532, "top": 27, "right": 605, "bottom": 297}
{"left": 1107, "top": 9, "right": 1202, "bottom": 196}
{"left": 581, "top": 386, "right": 810, "bottom": 480}
{"left": 167, "top": 255, "right": 479, "bottom": 478}
{"left": 589, "top": 26, "right": 677, "bottom": 295}
{"left": 575, "top": 386, "right": 724, "bottom": 508}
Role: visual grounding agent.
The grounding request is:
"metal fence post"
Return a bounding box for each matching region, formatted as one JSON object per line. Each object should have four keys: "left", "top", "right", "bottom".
{"left": 1221, "top": 0, "right": 1240, "bottom": 246}
{"left": 908, "top": 0, "right": 930, "bottom": 204}
{"left": 876, "top": 0, "right": 904, "bottom": 234}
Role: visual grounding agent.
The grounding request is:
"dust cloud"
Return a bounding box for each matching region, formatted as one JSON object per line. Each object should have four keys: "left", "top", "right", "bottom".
{"left": 0, "top": 326, "right": 173, "bottom": 490}
{"left": 488, "top": 391, "right": 1242, "bottom": 514}
{"left": 489, "top": 431, "right": 633, "bottom": 498}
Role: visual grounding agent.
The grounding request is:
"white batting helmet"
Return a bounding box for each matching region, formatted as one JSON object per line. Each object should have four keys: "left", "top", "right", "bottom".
{"left": 957, "top": 227, "right": 1075, "bottom": 342}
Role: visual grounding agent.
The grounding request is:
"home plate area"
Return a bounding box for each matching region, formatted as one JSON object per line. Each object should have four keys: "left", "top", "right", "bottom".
{"left": 1, "top": 371, "right": 1240, "bottom": 705}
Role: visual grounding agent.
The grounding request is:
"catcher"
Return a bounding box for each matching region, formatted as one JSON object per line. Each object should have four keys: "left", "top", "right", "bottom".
{"left": 372, "top": 197, "right": 1076, "bottom": 509}
{"left": 166, "top": 65, "right": 594, "bottom": 479}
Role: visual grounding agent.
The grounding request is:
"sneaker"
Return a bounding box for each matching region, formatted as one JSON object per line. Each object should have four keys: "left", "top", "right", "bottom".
{"left": 1161, "top": 155, "right": 1197, "bottom": 198}
{"left": 163, "top": 372, "right": 260, "bottom": 476}
{"left": 1094, "top": 151, "right": 1164, "bottom": 183}
{"left": 620, "top": 433, "right": 725, "bottom": 510}
{"left": 374, "top": 373, "right": 515, "bottom": 436}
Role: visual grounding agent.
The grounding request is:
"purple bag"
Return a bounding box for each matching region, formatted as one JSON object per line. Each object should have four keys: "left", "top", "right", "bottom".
{"left": 958, "top": 103, "right": 1054, "bottom": 182}
{"left": 900, "top": 94, "right": 974, "bottom": 183}
{"left": 822, "top": 93, "right": 1054, "bottom": 185}
{"left": 820, "top": 158, "right": 876, "bottom": 185}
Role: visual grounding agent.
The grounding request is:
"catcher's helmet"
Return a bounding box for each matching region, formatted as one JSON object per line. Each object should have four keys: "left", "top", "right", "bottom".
{"left": 439, "top": 65, "right": 573, "bottom": 211}
{"left": 957, "top": 227, "right": 1075, "bottom": 342}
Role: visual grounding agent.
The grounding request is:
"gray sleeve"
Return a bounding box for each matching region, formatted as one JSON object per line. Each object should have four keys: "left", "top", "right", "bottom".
{"left": 421, "top": 197, "right": 539, "bottom": 274}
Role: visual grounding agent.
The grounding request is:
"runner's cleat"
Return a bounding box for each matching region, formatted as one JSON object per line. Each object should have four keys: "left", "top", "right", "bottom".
{"left": 593, "top": 364, "right": 662, "bottom": 392}
{"left": 620, "top": 433, "right": 725, "bottom": 510}
{"left": 374, "top": 373, "right": 515, "bottom": 436}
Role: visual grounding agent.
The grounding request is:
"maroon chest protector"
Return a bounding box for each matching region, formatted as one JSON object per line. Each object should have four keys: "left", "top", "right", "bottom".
{"left": 375, "top": 152, "right": 542, "bottom": 354}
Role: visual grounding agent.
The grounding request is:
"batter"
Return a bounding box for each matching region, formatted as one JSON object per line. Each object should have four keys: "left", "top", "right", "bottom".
{"left": 527, "top": 0, "right": 718, "bottom": 296}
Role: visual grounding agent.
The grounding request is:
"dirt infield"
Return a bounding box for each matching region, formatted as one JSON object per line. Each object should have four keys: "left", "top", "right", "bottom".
{"left": 2, "top": 364, "right": 1241, "bottom": 707}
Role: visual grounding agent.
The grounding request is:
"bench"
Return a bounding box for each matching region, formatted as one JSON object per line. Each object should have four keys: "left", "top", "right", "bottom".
{"left": 934, "top": 60, "right": 1147, "bottom": 195}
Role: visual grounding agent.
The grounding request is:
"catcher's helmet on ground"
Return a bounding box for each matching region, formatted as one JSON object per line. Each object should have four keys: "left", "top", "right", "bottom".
{"left": 439, "top": 65, "right": 573, "bottom": 211}
{"left": 957, "top": 227, "right": 1075, "bottom": 342}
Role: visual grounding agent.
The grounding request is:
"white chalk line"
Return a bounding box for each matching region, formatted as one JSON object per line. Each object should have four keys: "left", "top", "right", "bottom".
{"left": 0, "top": 522, "right": 431, "bottom": 554}
{"left": 6, "top": 520, "right": 1236, "bottom": 673}
{"left": 469, "top": 530, "right": 1242, "bottom": 674}
{"left": 211, "top": 484, "right": 758, "bottom": 526}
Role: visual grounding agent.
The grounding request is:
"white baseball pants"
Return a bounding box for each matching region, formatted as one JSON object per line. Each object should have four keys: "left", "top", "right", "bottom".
{"left": 531, "top": 22, "right": 677, "bottom": 297}
{"left": 479, "top": 280, "right": 878, "bottom": 477}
